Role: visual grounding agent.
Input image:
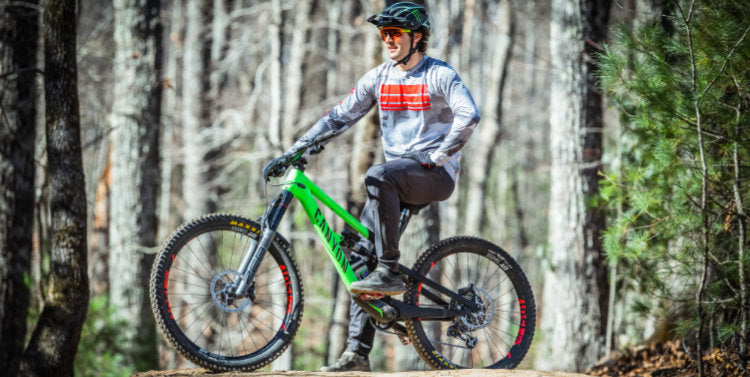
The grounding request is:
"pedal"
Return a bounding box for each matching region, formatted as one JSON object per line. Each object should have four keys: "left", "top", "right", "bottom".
{"left": 359, "top": 292, "right": 386, "bottom": 300}
{"left": 398, "top": 334, "right": 411, "bottom": 345}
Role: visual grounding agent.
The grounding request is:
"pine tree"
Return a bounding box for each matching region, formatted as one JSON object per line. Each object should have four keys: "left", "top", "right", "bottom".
{"left": 599, "top": 0, "right": 750, "bottom": 371}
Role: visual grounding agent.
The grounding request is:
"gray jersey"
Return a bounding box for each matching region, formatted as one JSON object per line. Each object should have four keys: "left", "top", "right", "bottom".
{"left": 292, "top": 56, "right": 480, "bottom": 180}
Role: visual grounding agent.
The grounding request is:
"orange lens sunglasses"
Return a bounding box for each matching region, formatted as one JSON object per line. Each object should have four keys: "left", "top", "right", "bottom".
{"left": 379, "top": 27, "right": 411, "bottom": 41}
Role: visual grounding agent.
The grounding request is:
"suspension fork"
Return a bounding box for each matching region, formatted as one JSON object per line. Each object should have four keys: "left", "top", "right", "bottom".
{"left": 233, "top": 189, "right": 294, "bottom": 296}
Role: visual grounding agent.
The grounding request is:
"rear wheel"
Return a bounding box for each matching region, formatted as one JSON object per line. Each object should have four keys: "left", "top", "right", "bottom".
{"left": 404, "top": 237, "right": 535, "bottom": 369}
{"left": 150, "top": 213, "right": 303, "bottom": 372}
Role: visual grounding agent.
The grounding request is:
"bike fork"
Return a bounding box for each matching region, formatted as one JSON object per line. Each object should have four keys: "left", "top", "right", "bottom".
{"left": 233, "top": 190, "right": 294, "bottom": 296}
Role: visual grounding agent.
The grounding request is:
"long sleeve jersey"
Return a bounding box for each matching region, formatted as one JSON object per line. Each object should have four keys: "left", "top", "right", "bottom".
{"left": 292, "top": 56, "right": 480, "bottom": 180}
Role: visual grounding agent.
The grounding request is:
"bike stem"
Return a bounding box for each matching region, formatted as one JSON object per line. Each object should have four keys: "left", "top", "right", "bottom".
{"left": 234, "top": 190, "right": 294, "bottom": 296}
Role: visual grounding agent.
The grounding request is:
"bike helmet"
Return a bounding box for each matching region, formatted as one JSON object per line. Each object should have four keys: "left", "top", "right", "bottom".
{"left": 368, "top": 2, "right": 430, "bottom": 66}
{"left": 367, "top": 2, "right": 431, "bottom": 31}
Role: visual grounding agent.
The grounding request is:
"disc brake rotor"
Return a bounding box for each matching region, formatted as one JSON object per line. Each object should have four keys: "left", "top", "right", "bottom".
{"left": 210, "top": 270, "right": 250, "bottom": 312}
{"left": 458, "top": 287, "right": 494, "bottom": 331}
{"left": 451, "top": 286, "right": 494, "bottom": 332}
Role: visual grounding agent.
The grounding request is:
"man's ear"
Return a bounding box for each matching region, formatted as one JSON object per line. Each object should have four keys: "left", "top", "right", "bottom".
{"left": 412, "top": 32, "right": 422, "bottom": 47}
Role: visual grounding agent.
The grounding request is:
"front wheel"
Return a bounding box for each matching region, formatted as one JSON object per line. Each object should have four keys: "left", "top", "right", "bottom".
{"left": 404, "top": 237, "right": 536, "bottom": 369}
{"left": 150, "top": 213, "right": 304, "bottom": 372}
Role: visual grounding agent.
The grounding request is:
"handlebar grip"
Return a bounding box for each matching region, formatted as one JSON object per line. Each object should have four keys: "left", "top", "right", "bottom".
{"left": 262, "top": 157, "right": 288, "bottom": 181}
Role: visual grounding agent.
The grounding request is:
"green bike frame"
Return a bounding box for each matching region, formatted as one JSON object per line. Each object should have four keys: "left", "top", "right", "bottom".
{"left": 282, "top": 167, "right": 369, "bottom": 289}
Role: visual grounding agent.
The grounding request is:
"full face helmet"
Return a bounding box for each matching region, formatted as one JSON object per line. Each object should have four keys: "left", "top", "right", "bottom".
{"left": 367, "top": 2, "right": 430, "bottom": 65}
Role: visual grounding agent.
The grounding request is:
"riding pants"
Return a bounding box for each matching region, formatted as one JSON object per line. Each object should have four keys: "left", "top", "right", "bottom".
{"left": 347, "top": 157, "right": 455, "bottom": 356}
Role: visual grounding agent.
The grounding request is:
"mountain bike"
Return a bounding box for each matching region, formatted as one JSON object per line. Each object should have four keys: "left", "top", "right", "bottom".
{"left": 149, "top": 131, "right": 536, "bottom": 372}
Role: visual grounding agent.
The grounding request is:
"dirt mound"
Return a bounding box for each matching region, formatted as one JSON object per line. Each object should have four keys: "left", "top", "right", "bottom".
{"left": 586, "top": 341, "right": 749, "bottom": 377}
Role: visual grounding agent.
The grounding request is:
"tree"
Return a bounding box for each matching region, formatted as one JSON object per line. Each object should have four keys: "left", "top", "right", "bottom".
{"left": 181, "top": 0, "right": 213, "bottom": 219}
{"left": 109, "top": 0, "right": 163, "bottom": 369}
{"left": 0, "top": 0, "right": 39, "bottom": 375}
{"left": 599, "top": 0, "right": 750, "bottom": 372}
{"left": 20, "top": 0, "right": 89, "bottom": 375}
{"left": 537, "top": 0, "right": 611, "bottom": 371}
{"left": 462, "top": 0, "right": 514, "bottom": 235}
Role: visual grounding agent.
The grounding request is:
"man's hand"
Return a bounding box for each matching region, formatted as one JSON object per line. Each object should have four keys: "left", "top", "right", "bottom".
{"left": 262, "top": 155, "right": 291, "bottom": 181}
{"left": 403, "top": 151, "right": 435, "bottom": 169}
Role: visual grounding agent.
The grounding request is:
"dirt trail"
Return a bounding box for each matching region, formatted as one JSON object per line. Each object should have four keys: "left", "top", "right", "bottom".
{"left": 134, "top": 369, "right": 590, "bottom": 377}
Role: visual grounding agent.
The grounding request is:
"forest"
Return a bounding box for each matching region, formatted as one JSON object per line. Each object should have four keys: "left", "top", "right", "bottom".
{"left": 0, "top": 0, "right": 748, "bottom": 376}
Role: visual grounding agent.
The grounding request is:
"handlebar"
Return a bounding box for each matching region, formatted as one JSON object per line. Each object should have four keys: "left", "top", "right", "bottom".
{"left": 262, "top": 130, "right": 340, "bottom": 181}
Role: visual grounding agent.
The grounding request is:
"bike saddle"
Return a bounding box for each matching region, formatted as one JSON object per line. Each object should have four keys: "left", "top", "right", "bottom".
{"left": 400, "top": 202, "right": 429, "bottom": 215}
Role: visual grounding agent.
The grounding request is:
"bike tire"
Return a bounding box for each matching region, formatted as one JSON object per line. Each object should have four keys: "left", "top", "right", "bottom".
{"left": 404, "top": 236, "right": 535, "bottom": 369}
{"left": 150, "top": 213, "right": 304, "bottom": 372}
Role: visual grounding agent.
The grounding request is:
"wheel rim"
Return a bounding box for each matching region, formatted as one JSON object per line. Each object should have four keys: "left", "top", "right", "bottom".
{"left": 413, "top": 250, "right": 526, "bottom": 368}
{"left": 161, "top": 227, "right": 294, "bottom": 361}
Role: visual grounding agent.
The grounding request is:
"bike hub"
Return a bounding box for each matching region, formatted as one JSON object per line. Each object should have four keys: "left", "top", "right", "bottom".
{"left": 448, "top": 285, "right": 494, "bottom": 348}
{"left": 210, "top": 270, "right": 252, "bottom": 312}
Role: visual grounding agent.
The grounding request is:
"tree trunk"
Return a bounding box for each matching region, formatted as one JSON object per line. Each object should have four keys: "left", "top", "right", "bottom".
{"left": 209, "top": 0, "right": 232, "bottom": 108}
{"left": 267, "top": 0, "right": 282, "bottom": 148}
{"left": 20, "top": 1, "right": 89, "bottom": 375}
{"left": 459, "top": 0, "right": 475, "bottom": 74}
{"left": 282, "top": 0, "right": 312, "bottom": 146}
{"left": 159, "top": 0, "right": 183, "bottom": 243}
{"left": 0, "top": 1, "right": 39, "bottom": 375}
{"left": 109, "top": 0, "right": 163, "bottom": 370}
{"left": 159, "top": 2, "right": 184, "bottom": 367}
{"left": 733, "top": 90, "right": 748, "bottom": 369}
{"left": 182, "top": 0, "right": 211, "bottom": 218}
{"left": 326, "top": 0, "right": 342, "bottom": 99}
{"left": 463, "top": 0, "right": 514, "bottom": 235}
{"left": 536, "top": 0, "right": 610, "bottom": 371}
{"left": 89, "top": 147, "right": 111, "bottom": 297}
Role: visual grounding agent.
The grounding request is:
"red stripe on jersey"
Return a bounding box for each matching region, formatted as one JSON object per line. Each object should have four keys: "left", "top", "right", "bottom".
{"left": 379, "top": 84, "right": 430, "bottom": 111}
{"left": 380, "top": 104, "right": 432, "bottom": 111}
{"left": 381, "top": 84, "right": 428, "bottom": 95}
{"left": 380, "top": 95, "right": 430, "bottom": 104}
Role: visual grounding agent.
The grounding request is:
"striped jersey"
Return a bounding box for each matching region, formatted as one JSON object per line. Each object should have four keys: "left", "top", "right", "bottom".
{"left": 291, "top": 56, "right": 480, "bottom": 180}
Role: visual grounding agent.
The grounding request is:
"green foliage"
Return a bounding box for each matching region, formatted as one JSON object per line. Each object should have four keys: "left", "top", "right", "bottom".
{"left": 74, "top": 295, "right": 134, "bottom": 377}
{"left": 599, "top": 0, "right": 750, "bottom": 353}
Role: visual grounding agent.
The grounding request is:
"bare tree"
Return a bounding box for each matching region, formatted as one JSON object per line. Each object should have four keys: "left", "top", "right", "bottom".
{"left": 267, "top": 0, "right": 282, "bottom": 148}
{"left": 463, "top": 0, "right": 514, "bottom": 235}
{"left": 21, "top": 0, "right": 89, "bottom": 375}
{"left": 536, "top": 0, "right": 611, "bottom": 371}
{"left": 181, "top": 0, "right": 212, "bottom": 219}
{"left": 0, "top": 1, "right": 39, "bottom": 375}
{"left": 281, "top": 0, "right": 313, "bottom": 146}
{"left": 109, "top": 0, "right": 163, "bottom": 369}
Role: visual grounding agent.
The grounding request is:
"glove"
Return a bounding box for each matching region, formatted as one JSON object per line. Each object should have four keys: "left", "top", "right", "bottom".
{"left": 262, "top": 155, "right": 290, "bottom": 181}
{"left": 403, "top": 151, "right": 436, "bottom": 169}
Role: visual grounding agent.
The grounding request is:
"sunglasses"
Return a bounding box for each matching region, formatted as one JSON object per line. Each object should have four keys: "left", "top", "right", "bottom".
{"left": 379, "top": 27, "right": 411, "bottom": 41}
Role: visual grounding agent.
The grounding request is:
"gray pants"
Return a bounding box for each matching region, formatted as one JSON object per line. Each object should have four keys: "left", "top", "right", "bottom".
{"left": 348, "top": 157, "right": 455, "bottom": 356}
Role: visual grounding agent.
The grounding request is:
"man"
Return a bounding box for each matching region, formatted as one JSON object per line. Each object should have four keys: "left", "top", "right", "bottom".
{"left": 276, "top": 2, "right": 480, "bottom": 371}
